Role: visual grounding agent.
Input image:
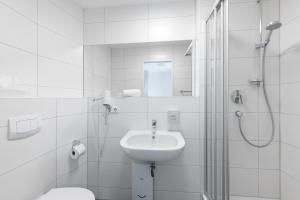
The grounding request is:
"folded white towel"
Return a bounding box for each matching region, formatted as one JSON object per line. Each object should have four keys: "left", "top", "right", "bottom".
{"left": 122, "top": 89, "right": 141, "bottom": 97}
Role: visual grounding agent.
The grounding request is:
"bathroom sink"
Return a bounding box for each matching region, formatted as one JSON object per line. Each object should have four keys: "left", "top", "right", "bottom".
{"left": 120, "top": 130, "right": 185, "bottom": 162}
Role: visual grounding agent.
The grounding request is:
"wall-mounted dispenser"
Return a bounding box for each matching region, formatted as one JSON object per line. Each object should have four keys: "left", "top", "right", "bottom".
{"left": 168, "top": 109, "right": 180, "bottom": 131}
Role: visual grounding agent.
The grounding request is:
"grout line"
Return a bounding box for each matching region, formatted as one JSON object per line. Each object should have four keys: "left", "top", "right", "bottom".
{"left": 0, "top": 149, "right": 57, "bottom": 177}
{"left": 36, "top": 0, "right": 39, "bottom": 97}
{"left": 281, "top": 170, "right": 300, "bottom": 184}
{"left": 37, "top": 23, "right": 82, "bottom": 45}
{"left": 0, "top": 1, "right": 37, "bottom": 23}
{"left": 55, "top": 98, "right": 58, "bottom": 187}
{"left": 48, "top": 0, "right": 83, "bottom": 23}
{"left": 84, "top": 15, "right": 195, "bottom": 25}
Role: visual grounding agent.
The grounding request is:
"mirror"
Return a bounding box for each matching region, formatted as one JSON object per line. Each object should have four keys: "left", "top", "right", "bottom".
{"left": 144, "top": 61, "right": 173, "bottom": 97}
{"left": 84, "top": 40, "right": 196, "bottom": 97}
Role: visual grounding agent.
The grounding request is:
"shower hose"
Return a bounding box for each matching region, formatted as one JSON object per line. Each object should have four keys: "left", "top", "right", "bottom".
{"left": 235, "top": 45, "right": 275, "bottom": 148}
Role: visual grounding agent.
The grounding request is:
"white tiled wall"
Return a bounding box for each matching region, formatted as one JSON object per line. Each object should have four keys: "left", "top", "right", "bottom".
{"left": 0, "top": 0, "right": 84, "bottom": 98}
{"left": 87, "top": 97, "right": 204, "bottom": 200}
{"left": 0, "top": 98, "right": 88, "bottom": 200}
{"left": 228, "top": 0, "right": 280, "bottom": 198}
{"left": 84, "top": 45, "right": 111, "bottom": 97}
{"left": 280, "top": 0, "right": 300, "bottom": 200}
{"left": 83, "top": 0, "right": 195, "bottom": 45}
{"left": 110, "top": 42, "right": 193, "bottom": 96}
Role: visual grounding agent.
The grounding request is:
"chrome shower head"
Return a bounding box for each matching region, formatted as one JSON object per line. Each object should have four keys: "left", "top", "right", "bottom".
{"left": 266, "top": 21, "right": 282, "bottom": 31}
{"left": 263, "top": 21, "right": 282, "bottom": 46}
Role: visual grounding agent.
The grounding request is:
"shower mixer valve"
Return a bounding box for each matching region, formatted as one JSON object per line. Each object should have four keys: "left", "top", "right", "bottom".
{"left": 231, "top": 90, "right": 244, "bottom": 105}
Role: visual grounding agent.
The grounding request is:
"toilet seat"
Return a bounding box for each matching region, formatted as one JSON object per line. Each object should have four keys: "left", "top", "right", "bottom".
{"left": 38, "top": 187, "right": 95, "bottom": 200}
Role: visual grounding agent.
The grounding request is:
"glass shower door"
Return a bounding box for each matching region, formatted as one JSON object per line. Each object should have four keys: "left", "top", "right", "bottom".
{"left": 204, "top": 1, "right": 229, "bottom": 200}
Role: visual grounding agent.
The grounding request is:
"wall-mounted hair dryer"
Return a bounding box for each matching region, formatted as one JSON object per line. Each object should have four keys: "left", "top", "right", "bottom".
{"left": 93, "top": 90, "right": 113, "bottom": 112}
{"left": 102, "top": 90, "right": 113, "bottom": 112}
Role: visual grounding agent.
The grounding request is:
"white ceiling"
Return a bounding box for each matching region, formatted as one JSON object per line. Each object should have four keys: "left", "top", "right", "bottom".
{"left": 73, "top": 0, "right": 186, "bottom": 9}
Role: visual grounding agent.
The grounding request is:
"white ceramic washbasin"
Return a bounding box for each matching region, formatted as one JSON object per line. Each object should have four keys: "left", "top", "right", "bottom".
{"left": 120, "top": 130, "right": 185, "bottom": 162}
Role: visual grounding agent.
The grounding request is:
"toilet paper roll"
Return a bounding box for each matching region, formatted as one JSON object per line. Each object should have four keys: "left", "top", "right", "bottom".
{"left": 70, "top": 143, "right": 86, "bottom": 160}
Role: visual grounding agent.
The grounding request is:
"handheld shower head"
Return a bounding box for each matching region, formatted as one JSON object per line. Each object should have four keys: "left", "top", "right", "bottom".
{"left": 266, "top": 21, "right": 282, "bottom": 31}
{"left": 264, "top": 21, "right": 282, "bottom": 46}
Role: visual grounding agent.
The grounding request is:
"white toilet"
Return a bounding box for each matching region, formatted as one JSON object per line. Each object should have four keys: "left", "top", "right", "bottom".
{"left": 38, "top": 187, "right": 95, "bottom": 200}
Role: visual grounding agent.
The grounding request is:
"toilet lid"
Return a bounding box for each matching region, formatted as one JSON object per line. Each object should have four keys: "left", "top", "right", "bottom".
{"left": 39, "top": 188, "right": 95, "bottom": 200}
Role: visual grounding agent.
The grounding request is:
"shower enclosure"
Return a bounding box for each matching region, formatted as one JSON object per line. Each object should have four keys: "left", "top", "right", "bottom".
{"left": 205, "top": 0, "right": 280, "bottom": 199}
{"left": 204, "top": 0, "right": 229, "bottom": 200}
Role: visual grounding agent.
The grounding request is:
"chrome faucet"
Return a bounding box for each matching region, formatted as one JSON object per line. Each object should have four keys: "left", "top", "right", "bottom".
{"left": 151, "top": 120, "right": 157, "bottom": 139}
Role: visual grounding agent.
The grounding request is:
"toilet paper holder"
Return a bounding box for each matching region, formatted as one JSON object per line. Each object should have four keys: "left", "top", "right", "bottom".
{"left": 70, "top": 140, "right": 86, "bottom": 160}
{"left": 72, "top": 140, "right": 81, "bottom": 148}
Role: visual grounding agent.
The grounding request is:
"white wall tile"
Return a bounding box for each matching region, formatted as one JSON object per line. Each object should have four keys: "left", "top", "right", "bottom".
{"left": 149, "top": 16, "right": 195, "bottom": 42}
{"left": 281, "top": 172, "right": 300, "bottom": 200}
{"left": 38, "top": 0, "right": 83, "bottom": 42}
{"left": 38, "top": 57, "right": 83, "bottom": 90}
{"left": 57, "top": 98, "right": 87, "bottom": 116}
{"left": 0, "top": 118, "right": 56, "bottom": 175}
{"left": 57, "top": 114, "right": 87, "bottom": 146}
{"left": 148, "top": 97, "right": 199, "bottom": 113}
{"left": 259, "top": 113, "right": 280, "bottom": 142}
{"left": 0, "top": 3, "right": 37, "bottom": 52}
{"left": 155, "top": 165, "right": 201, "bottom": 192}
{"left": 106, "top": 113, "right": 148, "bottom": 138}
{"left": 280, "top": 0, "right": 300, "bottom": 24}
{"left": 98, "top": 187, "right": 131, "bottom": 200}
{"left": 111, "top": 56, "right": 124, "bottom": 68}
{"left": 38, "top": 87, "right": 83, "bottom": 97}
{"left": 280, "top": 16, "right": 300, "bottom": 53}
{"left": 0, "top": 151, "right": 56, "bottom": 200}
{"left": 229, "top": 30, "right": 259, "bottom": 58}
{"left": 0, "top": 0, "right": 37, "bottom": 21}
{"left": 0, "top": 43, "right": 37, "bottom": 87}
{"left": 99, "top": 138, "right": 130, "bottom": 163}
{"left": 281, "top": 143, "right": 300, "bottom": 181}
{"left": 154, "top": 191, "right": 201, "bottom": 200}
{"left": 229, "top": 2, "right": 259, "bottom": 31}
{"left": 105, "top": 4, "right": 148, "bottom": 22}
{"left": 88, "top": 162, "right": 98, "bottom": 186}
{"left": 230, "top": 168, "right": 259, "bottom": 196}
{"left": 112, "top": 97, "right": 148, "bottom": 113}
{"left": 111, "top": 69, "right": 126, "bottom": 81}
{"left": 149, "top": 0, "right": 194, "bottom": 19}
{"left": 105, "top": 20, "right": 148, "bottom": 44}
{"left": 258, "top": 141, "right": 279, "bottom": 170}
{"left": 229, "top": 58, "right": 259, "bottom": 86}
{"left": 98, "top": 163, "right": 131, "bottom": 188}
{"left": 49, "top": 0, "right": 83, "bottom": 22}
{"left": 84, "top": 8, "right": 105, "bottom": 23}
{"left": 57, "top": 163, "right": 87, "bottom": 188}
{"left": 84, "top": 23, "right": 105, "bottom": 45}
{"left": 281, "top": 49, "right": 300, "bottom": 84}
{"left": 88, "top": 135, "right": 100, "bottom": 161}
{"left": 0, "top": 98, "right": 56, "bottom": 126}
{"left": 38, "top": 26, "right": 83, "bottom": 66}
{"left": 57, "top": 141, "right": 87, "bottom": 176}
{"left": 229, "top": 141, "right": 258, "bottom": 168}
{"left": 281, "top": 83, "right": 300, "bottom": 114}
{"left": 281, "top": 114, "right": 300, "bottom": 148}
{"left": 147, "top": 112, "right": 200, "bottom": 139}
{"left": 259, "top": 169, "right": 280, "bottom": 198}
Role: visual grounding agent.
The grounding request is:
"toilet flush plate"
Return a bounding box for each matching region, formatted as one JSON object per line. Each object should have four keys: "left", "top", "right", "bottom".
{"left": 8, "top": 114, "right": 41, "bottom": 140}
